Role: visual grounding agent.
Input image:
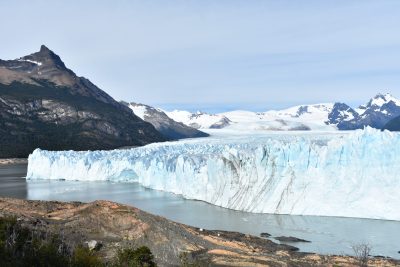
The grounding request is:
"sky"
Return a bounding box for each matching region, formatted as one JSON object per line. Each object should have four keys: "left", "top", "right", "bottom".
{"left": 1, "top": 0, "right": 400, "bottom": 112}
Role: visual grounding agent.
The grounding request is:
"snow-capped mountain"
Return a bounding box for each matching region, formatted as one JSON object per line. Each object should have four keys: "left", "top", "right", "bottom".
{"left": 220, "top": 104, "right": 337, "bottom": 131}
{"left": 167, "top": 104, "right": 337, "bottom": 131}
{"left": 351, "top": 93, "right": 400, "bottom": 129}
{"left": 327, "top": 103, "right": 360, "bottom": 130}
{"left": 326, "top": 93, "right": 400, "bottom": 130}
{"left": 123, "top": 102, "right": 209, "bottom": 139}
{"left": 166, "top": 110, "right": 231, "bottom": 129}
{"left": 164, "top": 93, "right": 400, "bottom": 131}
{"left": 263, "top": 103, "right": 334, "bottom": 120}
{"left": 357, "top": 93, "right": 400, "bottom": 115}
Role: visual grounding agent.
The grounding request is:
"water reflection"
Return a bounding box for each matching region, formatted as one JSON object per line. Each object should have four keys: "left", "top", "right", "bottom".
{"left": 0, "top": 163, "right": 27, "bottom": 199}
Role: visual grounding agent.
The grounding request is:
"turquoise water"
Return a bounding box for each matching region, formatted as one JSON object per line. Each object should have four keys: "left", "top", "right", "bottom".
{"left": 1, "top": 163, "right": 399, "bottom": 259}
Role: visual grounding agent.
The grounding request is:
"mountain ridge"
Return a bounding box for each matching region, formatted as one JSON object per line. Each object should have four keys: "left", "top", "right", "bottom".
{"left": 123, "top": 102, "right": 209, "bottom": 139}
{"left": 164, "top": 93, "right": 400, "bottom": 131}
{"left": 0, "top": 45, "right": 165, "bottom": 158}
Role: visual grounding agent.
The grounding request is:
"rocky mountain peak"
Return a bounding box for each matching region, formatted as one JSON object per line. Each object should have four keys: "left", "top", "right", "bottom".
{"left": 371, "top": 92, "right": 389, "bottom": 103}
{"left": 363, "top": 93, "right": 400, "bottom": 109}
{"left": 0, "top": 46, "right": 166, "bottom": 157}
{"left": 327, "top": 102, "right": 359, "bottom": 128}
{"left": 20, "top": 45, "right": 69, "bottom": 72}
{"left": 337, "top": 93, "right": 400, "bottom": 129}
{"left": 40, "top": 44, "right": 51, "bottom": 52}
{"left": 295, "top": 106, "right": 309, "bottom": 117}
{"left": 0, "top": 46, "right": 124, "bottom": 106}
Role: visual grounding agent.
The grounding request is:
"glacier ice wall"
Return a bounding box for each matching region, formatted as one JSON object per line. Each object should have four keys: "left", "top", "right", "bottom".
{"left": 27, "top": 128, "right": 400, "bottom": 220}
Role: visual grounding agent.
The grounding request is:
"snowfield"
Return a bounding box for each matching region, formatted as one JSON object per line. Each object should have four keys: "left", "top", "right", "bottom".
{"left": 164, "top": 94, "right": 400, "bottom": 131}
{"left": 27, "top": 128, "right": 400, "bottom": 221}
{"left": 166, "top": 103, "right": 337, "bottom": 131}
{"left": 166, "top": 110, "right": 230, "bottom": 129}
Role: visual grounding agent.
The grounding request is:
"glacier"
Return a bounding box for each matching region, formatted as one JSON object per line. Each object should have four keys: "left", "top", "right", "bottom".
{"left": 27, "top": 128, "right": 400, "bottom": 221}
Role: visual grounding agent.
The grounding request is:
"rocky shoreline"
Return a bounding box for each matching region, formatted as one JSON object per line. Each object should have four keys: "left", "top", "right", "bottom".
{"left": 0, "top": 158, "right": 28, "bottom": 165}
{"left": 0, "top": 197, "right": 398, "bottom": 266}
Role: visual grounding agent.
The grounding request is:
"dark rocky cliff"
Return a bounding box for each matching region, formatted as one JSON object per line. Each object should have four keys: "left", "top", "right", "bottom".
{"left": 0, "top": 46, "right": 165, "bottom": 158}
{"left": 382, "top": 115, "right": 400, "bottom": 131}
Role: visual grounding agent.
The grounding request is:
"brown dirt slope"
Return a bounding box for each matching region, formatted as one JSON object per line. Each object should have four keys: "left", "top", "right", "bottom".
{"left": 0, "top": 197, "right": 397, "bottom": 267}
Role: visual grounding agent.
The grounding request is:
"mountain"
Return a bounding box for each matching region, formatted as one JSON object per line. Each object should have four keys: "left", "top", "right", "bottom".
{"left": 0, "top": 45, "right": 165, "bottom": 158}
{"left": 354, "top": 93, "right": 400, "bottom": 129}
{"left": 166, "top": 94, "right": 400, "bottom": 132}
{"left": 329, "top": 93, "right": 400, "bottom": 130}
{"left": 0, "top": 45, "right": 118, "bottom": 105}
{"left": 382, "top": 115, "right": 400, "bottom": 131}
{"left": 254, "top": 103, "right": 335, "bottom": 131}
{"left": 326, "top": 103, "right": 360, "bottom": 130}
{"left": 167, "top": 104, "right": 337, "bottom": 131}
{"left": 263, "top": 103, "right": 334, "bottom": 119}
{"left": 166, "top": 110, "right": 232, "bottom": 129}
{"left": 123, "top": 102, "right": 209, "bottom": 139}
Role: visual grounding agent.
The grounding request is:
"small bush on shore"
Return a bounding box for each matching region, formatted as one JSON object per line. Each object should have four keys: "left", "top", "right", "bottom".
{"left": 0, "top": 216, "right": 71, "bottom": 266}
{"left": 113, "top": 246, "right": 156, "bottom": 267}
{"left": 352, "top": 243, "right": 371, "bottom": 267}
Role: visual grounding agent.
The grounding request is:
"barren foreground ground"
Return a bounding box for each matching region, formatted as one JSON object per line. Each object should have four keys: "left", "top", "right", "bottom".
{"left": 0, "top": 197, "right": 397, "bottom": 266}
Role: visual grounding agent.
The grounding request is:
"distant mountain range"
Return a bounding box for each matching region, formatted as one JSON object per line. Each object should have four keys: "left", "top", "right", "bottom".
{"left": 166, "top": 110, "right": 232, "bottom": 129}
{"left": 1, "top": 46, "right": 399, "bottom": 158}
{"left": 0, "top": 46, "right": 167, "bottom": 158}
{"left": 122, "top": 102, "right": 209, "bottom": 139}
{"left": 163, "top": 93, "right": 400, "bottom": 131}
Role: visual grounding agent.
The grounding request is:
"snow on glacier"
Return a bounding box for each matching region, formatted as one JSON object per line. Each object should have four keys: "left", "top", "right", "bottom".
{"left": 27, "top": 128, "right": 400, "bottom": 220}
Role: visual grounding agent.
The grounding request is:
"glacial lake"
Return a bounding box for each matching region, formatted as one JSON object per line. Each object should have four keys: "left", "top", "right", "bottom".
{"left": 1, "top": 163, "right": 399, "bottom": 259}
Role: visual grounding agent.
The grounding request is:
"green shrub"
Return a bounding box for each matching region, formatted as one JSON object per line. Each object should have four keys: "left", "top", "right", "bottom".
{"left": 0, "top": 216, "right": 70, "bottom": 266}
{"left": 0, "top": 217, "right": 158, "bottom": 267}
{"left": 114, "top": 246, "right": 156, "bottom": 267}
{"left": 0, "top": 216, "right": 17, "bottom": 246}
{"left": 71, "top": 246, "right": 104, "bottom": 267}
{"left": 0, "top": 217, "right": 105, "bottom": 267}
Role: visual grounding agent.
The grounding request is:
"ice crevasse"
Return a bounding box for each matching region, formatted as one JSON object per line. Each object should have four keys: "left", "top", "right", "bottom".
{"left": 27, "top": 127, "right": 400, "bottom": 220}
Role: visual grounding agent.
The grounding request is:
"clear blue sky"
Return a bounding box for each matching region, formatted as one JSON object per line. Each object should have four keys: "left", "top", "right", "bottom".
{"left": 1, "top": 0, "right": 400, "bottom": 112}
